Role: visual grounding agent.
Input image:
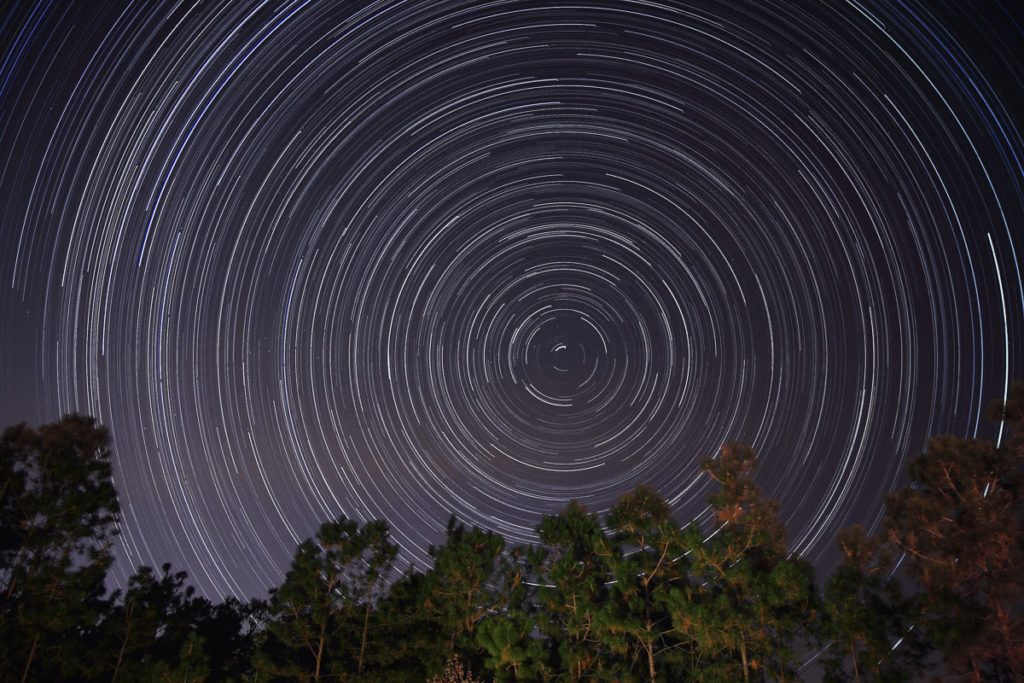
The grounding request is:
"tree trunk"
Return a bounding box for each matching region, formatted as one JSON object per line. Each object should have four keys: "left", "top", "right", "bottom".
{"left": 740, "top": 639, "right": 750, "bottom": 683}
{"left": 314, "top": 617, "right": 327, "bottom": 681}
{"left": 644, "top": 575, "right": 656, "bottom": 682}
{"left": 111, "top": 617, "right": 133, "bottom": 682}
{"left": 22, "top": 571, "right": 65, "bottom": 682}
{"left": 358, "top": 586, "right": 374, "bottom": 674}
{"left": 20, "top": 634, "right": 40, "bottom": 683}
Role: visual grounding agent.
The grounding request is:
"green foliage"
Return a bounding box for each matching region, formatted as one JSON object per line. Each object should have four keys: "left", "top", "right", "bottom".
{"left": 370, "top": 568, "right": 449, "bottom": 678}
{"left": 99, "top": 563, "right": 215, "bottom": 681}
{"left": 421, "top": 517, "right": 509, "bottom": 673}
{"left": 477, "top": 608, "right": 547, "bottom": 681}
{"left": 595, "top": 485, "right": 692, "bottom": 682}
{"left": 4, "top": 397, "right": 1024, "bottom": 682}
{"left": 819, "top": 526, "right": 921, "bottom": 682}
{"left": 532, "top": 500, "right": 613, "bottom": 680}
{"left": 671, "top": 444, "right": 818, "bottom": 682}
{"left": 255, "top": 516, "right": 398, "bottom": 680}
{"left": 0, "top": 414, "right": 120, "bottom": 681}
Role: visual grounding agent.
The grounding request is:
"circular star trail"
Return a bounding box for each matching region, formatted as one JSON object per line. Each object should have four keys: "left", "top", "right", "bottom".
{"left": 2, "top": 1, "right": 1022, "bottom": 599}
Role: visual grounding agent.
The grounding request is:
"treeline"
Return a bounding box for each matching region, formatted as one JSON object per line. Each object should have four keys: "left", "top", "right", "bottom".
{"left": 2, "top": 385, "right": 1022, "bottom": 682}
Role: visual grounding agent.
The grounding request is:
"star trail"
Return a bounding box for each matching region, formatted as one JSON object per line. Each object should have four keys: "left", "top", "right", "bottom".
{"left": 2, "top": 1, "right": 1022, "bottom": 600}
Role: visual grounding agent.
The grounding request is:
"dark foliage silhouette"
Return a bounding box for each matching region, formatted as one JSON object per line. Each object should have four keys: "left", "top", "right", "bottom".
{"left": 2, "top": 388, "right": 1022, "bottom": 681}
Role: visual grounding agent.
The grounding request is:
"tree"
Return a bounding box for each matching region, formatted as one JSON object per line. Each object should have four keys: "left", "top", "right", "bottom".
{"left": 194, "top": 596, "right": 256, "bottom": 681}
{"left": 594, "top": 485, "right": 692, "bottom": 682}
{"left": 256, "top": 516, "right": 397, "bottom": 680}
{"left": 421, "top": 517, "right": 509, "bottom": 674}
{"left": 472, "top": 541, "right": 544, "bottom": 681}
{"left": 819, "top": 525, "right": 922, "bottom": 682}
{"left": 532, "top": 500, "right": 614, "bottom": 680}
{"left": 0, "top": 414, "right": 120, "bottom": 682}
{"left": 884, "top": 384, "right": 1024, "bottom": 681}
{"left": 476, "top": 601, "right": 547, "bottom": 681}
{"left": 99, "top": 563, "right": 222, "bottom": 682}
{"left": 371, "top": 567, "right": 449, "bottom": 678}
{"left": 671, "top": 444, "right": 818, "bottom": 682}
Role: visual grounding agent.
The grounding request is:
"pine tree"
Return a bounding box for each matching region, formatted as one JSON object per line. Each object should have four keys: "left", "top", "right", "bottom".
{"left": 671, "top": 444, "right": 818, "bottom": 682}
{"left": 255, "top": 516, "right": 397, "bottom": 680}
{"left": 0, "top": 414, "right": 120, "bottom": 682}
{"left": 422, "top": 517, "right": 507, "bottom": 673}
{"left": 884, "top": 384, "right": 1024, "bottom": 680}
{"left": 532, "top": 500, "right": 614, "bottom": 680}
{"left": 98, "top": 562, "right": 224, "bottom": 682}
{"left": 428, "top": 655, "right": 484, "bottom": 683}
{"left": 819, "top": 525, "right": 922, "bottom": 682}
{"left": 594, "top": 485, "right": 692, "bottom": 682}
{"left": 372, "top": 568, "right": 448, "bottom": 678}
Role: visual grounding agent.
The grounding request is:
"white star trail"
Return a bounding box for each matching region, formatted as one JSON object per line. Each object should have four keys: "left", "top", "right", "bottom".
{"left": 1, "top": 0, "right": 1021, "bottom": 599}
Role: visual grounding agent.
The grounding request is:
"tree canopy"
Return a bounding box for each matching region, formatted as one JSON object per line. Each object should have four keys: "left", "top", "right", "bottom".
{"left": 2, "top": 385, "right": 1023, "bottom": 681}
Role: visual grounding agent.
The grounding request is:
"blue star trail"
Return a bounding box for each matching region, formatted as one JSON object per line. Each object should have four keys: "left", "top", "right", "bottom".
{"left": 1, "top": 1, "right": 1021, "bottom": 599}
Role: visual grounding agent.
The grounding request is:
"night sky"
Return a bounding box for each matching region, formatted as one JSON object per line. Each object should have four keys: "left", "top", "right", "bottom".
{"left": 2, "top": 0, "right": 1022, "bottom": 600}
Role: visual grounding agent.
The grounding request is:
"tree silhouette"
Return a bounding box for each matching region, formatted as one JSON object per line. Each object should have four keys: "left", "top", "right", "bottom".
{"left": 422, "top": 517, "right": 508, "bottom": 673}
{"left": 532, "top": 499, "right": 614, "bottom": 680}
{"left": 95, "top": 562, "right": 249, "bottom": 681}
{"left": 884, "top": 383, "right": 1024, "bottom": 680}
{"left": 596, "top": 485, "right": 691, "bottom": 682}
{"left": 255, "top": 516, "right": 397, "bottom": 680}
{"left": 0, "top": 414, "right": 119, "bottom": 682}
{"left": 672, "top": 443, "right": 818, "bottom": 682}
{"left": 371, "top": 567, "right": 448, "bottom": 678}
{"left": 819, "top": 525, "right": 923, "bottom": 682}
{"left": 4, "top": 395, "right": 1023, "bottom": 682}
